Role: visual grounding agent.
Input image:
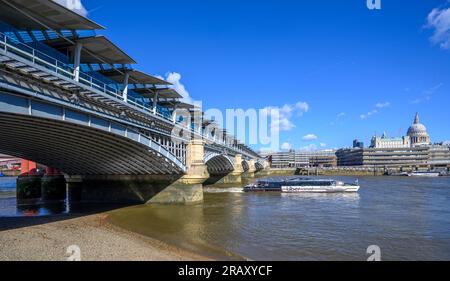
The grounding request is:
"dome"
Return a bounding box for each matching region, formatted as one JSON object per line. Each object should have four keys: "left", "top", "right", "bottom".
{"left": 407, "top": 123, "right": 428, "bottom": 136}
{"left": 407, "top": 113, "right": 430, "bottom": 146}
{"left": 407, "top": 113, "right": 428, "bottom": 137}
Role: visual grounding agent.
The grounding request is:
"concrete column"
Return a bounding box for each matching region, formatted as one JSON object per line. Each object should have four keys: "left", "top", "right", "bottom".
{"left": 122, "top": 72, "right": 130, "bottom": 102}
{"left": 153, "top": 91, "right": 159, "bottom": 113}
{"left": 172, "top": 105, "right": 178, "bottom": 122}
{"left": 16, "top": 160, "right": 41, "bottom": 202}
{"left": 149, "top": 139, "right": 209, "bottom": 204}
{"left": 66, "top": 175, "right": 83, "bottom": 202}
{"left": 73, "top": 42, "right": 83, "bottom": 82}
{"left": 17, "top": 175, "right": 41, "bottom": 202}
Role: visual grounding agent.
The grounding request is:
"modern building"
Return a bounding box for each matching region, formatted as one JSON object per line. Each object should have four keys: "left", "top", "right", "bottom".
{"left": 353, "top": 139, "right": 364, "bottom": 149}
{"left": 268, "top": 150, "right": 337, "bottom": 168}
{"left": 336, "top": 146, "right": 430, "bottom": 168}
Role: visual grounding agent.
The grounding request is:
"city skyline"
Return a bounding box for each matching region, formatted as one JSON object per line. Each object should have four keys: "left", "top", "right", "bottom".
{"left": 71, "top": 0, "right": 449, "bottom": 151}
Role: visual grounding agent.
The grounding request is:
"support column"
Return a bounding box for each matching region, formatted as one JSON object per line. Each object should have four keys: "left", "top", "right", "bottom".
{"left": 152, "top": 91, "right": 159, "bottom": 114}
{"left": 41, "top": 167, "right": 66, "bottom": 201}
{"left": 73, "top": 42, "right": 83, "bottom": 82}
{"left": 66, "top": 175, "right": 83, "bottom": 203}
{"left": 149, "top": 139, "right": 209, "bottom": 204}
{"left": 122, "top": 72, "right": 130, "bottom": 102}
{"left": 16, "top": 160, "right": 41, "bottom": 202}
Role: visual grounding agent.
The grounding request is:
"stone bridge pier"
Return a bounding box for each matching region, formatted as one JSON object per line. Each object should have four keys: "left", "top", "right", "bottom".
{"left": 67, "top": 140, "right": 209, "bottom": 205}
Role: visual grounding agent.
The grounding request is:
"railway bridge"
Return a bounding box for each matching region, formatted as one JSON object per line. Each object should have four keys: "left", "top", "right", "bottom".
{"left": 0, "top": 0, "right": 268, "bottom": 204}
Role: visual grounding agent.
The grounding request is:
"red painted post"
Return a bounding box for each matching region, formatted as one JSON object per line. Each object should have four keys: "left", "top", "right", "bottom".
{"left": 20, "top": 160, "right": 29, "bottom": 175}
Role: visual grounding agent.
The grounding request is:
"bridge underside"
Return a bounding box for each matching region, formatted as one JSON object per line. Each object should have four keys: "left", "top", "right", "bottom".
{"left": 0, "top": 113, "right": 183, "bottom": 175}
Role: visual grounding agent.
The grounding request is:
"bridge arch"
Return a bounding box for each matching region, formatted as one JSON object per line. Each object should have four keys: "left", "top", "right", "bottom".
{"left": 255, "top": 161, "right": 265, "bottom": 172}
{"left": 241, "top": 160, "right": 250, "bottom": 172}
{"left": 0, "top": 91, "right": 186, "bottom": 175}
{"left": 204, "top": 152, "right": 235, "bottom": 175}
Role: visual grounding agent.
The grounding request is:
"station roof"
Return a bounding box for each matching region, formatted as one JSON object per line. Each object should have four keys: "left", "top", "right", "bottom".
{"left": 45, "top": 36, "right": 136, "bottom": 65}
{"left": 96, "top": 69, "right": 170, "bottom": 85}
{"left": 157, "top": 100, "right": 197, "bottom": 110}
{"left": 0, "top": 0, "right": 104, "bottom": 30}
{"left": 132, "top": 88, "right": 182, "bottom": 99}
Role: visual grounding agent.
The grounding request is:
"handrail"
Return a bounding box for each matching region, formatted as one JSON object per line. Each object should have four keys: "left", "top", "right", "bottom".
{"left": 0, "top": 31, "right": 260, "bottom": 159}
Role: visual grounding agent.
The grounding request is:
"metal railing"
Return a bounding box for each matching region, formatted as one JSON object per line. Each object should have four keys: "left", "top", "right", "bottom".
{"left": 0, "top": 31, "right": 259, "bottom": 159}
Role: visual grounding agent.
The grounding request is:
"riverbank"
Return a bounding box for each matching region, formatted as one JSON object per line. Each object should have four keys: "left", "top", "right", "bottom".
{"left": 0, "top": 213, "right": 211, "bottom": 261}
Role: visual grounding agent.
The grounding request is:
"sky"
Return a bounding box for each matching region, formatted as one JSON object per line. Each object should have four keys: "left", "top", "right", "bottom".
{"left": 72, "top": 0, "right": 449, "bottom": 151}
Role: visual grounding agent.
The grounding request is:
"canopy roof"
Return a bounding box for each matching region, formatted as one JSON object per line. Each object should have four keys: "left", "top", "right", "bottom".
{"left": 132, "top": 88, "right": 182, "bottom": 99}
{"left": 96, "top": 68, "right": 170, "bottom": 85}
{"left": 0, "top": 0, "right": 104, "bottom": 30}
{"left": 45, "top": 36, "right": 135, "bottom": 65}
{"left": 157, "top": 100, "right": 197, "bottom": 110}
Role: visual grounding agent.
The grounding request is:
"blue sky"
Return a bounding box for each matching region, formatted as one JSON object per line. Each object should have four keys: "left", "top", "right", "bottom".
{"left": 80, "top": 0, "right": 450, "bottom": 150}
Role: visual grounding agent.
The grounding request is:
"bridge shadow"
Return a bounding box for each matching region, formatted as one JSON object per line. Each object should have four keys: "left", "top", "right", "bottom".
{"left": 0, "top": 202, "right": 136, "bottom": 232}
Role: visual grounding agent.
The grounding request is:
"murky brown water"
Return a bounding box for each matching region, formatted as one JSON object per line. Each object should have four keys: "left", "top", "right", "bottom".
{"left": 2, "top": 176, "right": 449, "bottom": 260}
{"left": 108, "top": 176, "right": 450, "bottom": 261}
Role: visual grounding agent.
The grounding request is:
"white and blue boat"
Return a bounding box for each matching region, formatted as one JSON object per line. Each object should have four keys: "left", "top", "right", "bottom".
{"left": 244, "top": 178, "right": 360, "bottom": 193}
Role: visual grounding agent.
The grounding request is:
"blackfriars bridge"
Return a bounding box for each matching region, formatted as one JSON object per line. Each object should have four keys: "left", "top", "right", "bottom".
{"left": 0, "top": 0, "right": 268, "bottom": 204}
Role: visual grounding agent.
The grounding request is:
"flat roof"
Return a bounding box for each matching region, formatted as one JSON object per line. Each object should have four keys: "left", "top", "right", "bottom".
{"left": 45, "top": 36, "right": 136, "bottom": 65}
{"left": 132, "top": 88, "right": 182, "bottom": 99}
{"left": 0, "top": 0, "right": 104, "bottom": 30}
{"left": 96, "top": 69, "right": 169, "bottom": 85}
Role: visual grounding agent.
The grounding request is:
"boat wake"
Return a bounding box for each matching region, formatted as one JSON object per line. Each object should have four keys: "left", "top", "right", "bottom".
{"left": 203, "top": 187, "right": 244, "bottom": 194}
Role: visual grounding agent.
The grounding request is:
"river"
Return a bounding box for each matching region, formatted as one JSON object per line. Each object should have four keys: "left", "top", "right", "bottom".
{"left": 1, "top": 176, "right": 449, "bottom": 260}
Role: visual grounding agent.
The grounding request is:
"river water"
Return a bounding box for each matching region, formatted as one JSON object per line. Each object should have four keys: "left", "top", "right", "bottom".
{"left": 1, "top": 176, "right": 450, "bottom": 260}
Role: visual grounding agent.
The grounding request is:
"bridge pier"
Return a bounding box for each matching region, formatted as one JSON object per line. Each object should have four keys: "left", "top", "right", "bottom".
{"left": 150, "top": 139, "right": 209, "bottom": 204}
{"left": 66, "top": 175, "right": 83, "bottom": 202}
{"left": 16, "top": 160, "right": 41, "bottom": 202}
{"left": 242, "top": 159, "right": 257, "bottom": 179}
{"left": 41, "top": 168, "right": 66, "bottom": 201}
{"left": 71, "top": 140, "right": 208, "bottom": 204}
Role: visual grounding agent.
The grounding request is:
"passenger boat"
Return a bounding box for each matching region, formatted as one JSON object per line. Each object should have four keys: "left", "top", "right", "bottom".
{"left": 244, "top": 178, "right": 360, "bottom": 193}
{"left": 407, "top": 172, "right": 440, "bottom": 177}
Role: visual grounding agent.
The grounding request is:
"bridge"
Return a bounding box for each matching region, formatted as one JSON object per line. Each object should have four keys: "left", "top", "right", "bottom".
{"left": 0, "top": 0, "right": 268, "bottom": 204}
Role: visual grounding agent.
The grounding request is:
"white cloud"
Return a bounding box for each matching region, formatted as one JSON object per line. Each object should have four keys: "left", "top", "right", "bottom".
{"left": 164, "top": 72, "right": 197, "bottom": 105}
{"left": 302, "top": 134, "right": 318, "bottom": 141}
{"left": 281, "top": 142, "right": 292, "bottom": 150}
{"left": 360, "top": 101, "right": 389, "bottom": 120}
{"left": 320, "top": 143, "right": 327, "bottom": 148}
{"left": 375, "top": 102, "right": 390, "bottom": 109}
{"left": 53, "top": 0, "right": 87, "bottom": 16}
{"left": 360, "top": 110, "right": 378, "bottom": 120}
{"left": 300, "top": 144, "right": 318, "bottom": 151}
{"left": 337, "top": 112, "right": 346, "bottom": 118}
{"left": 410, "top": 83, "right": 443, "bottom": 104}
{"left": 295, "top": 102, "right": 309, "bottom": 114}
{"left": 426, "top": 5, "right": 450, "bottom": 49}
{"left": 261, "top": 101, "right": 309, "bottom": 133}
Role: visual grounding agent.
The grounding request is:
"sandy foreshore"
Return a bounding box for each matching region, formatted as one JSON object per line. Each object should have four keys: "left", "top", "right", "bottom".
{"left": 0, "top": 213, "right": 211, "bottom": 261}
